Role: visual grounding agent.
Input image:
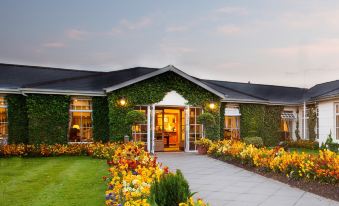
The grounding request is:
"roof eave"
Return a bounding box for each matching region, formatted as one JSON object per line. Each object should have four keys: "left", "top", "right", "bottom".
{"left": 20, "top": 88, "right": 105, "bottom": 96}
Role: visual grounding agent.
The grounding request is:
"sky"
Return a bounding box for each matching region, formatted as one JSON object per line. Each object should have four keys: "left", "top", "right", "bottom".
{"left": 1, "top": 0, "right": 339, "bottom": 88}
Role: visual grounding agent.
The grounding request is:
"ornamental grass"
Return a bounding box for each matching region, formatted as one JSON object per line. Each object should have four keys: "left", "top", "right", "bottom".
{"left": 208, "top": 140, "right": 339, "bottom": 183}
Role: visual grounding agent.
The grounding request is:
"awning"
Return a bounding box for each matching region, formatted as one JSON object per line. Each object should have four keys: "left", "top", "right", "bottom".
{"left": 225, "top": 108, "right": 241, "bottom": 116}
{"left": 281, "top": 112, "right": 296, "bottom": 119}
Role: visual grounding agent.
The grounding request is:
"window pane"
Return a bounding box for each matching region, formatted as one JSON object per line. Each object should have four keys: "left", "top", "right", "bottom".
{"left": 71, "top": 98, "right": 92, "bottom": 110}
{"left": 0, "top": 107, "right": 8, "bottom": 138}
{"left": 70, "top": 111, "right": 93, "bottom": 142}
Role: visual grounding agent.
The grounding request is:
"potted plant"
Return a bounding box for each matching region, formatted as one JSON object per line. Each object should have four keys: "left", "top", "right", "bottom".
{"left": 195, "top": 138, "right": 212, "bottom": 155}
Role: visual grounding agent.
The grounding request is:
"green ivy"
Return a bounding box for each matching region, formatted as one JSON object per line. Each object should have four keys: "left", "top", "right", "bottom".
{"left": 240, "top": 104, "right": 283, "bottom": 146}
{"left": 108, "top": 71, "right": 221, "bottom": 141}
{"left": 308, "top": 105, "right": 317, "bottom": 141}
{"left": 92, "top": 97, "right": 110, "bottom": 142}
{"left": 7, "top": 94, "right": 28, "bottom": 144}
{"left": 27, "top": 94, "right": 70, "bottom": 144}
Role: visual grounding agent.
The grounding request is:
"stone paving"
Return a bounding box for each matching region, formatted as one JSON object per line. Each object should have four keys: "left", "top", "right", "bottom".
{"left": 157, "top": 152, "right": 339, "bottom": 206}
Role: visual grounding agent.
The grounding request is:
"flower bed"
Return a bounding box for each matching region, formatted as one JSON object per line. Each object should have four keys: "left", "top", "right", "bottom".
{"left": 104, "top": 142, "right": 209, "bottom": 206}
{"left": 208, "top": 140, "right": 339, "bottom": 183}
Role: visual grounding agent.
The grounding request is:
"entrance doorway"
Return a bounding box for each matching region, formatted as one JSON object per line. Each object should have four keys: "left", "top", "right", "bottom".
{"left": 154, "top": 107, "right": 185, "bottom": 152}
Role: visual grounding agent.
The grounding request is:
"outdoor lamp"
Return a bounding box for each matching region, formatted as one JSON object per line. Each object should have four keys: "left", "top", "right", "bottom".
{"left": 209, "top": 102, "right": 216, "bottom": 109}
{"left": 119, "top": 97, "right": 127, "bottom": 106}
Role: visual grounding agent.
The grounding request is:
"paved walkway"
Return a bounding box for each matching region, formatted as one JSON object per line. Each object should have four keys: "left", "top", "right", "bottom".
{"left": 157, "top": 152, "right": 339, "bottom": 206}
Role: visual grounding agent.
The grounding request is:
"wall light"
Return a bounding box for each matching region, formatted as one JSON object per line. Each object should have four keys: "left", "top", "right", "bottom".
{"left": 209, "top": 102, "right": 216, "bottom": 110}
{"left": 119, "top": 97, "right": 127, "bottom": 106}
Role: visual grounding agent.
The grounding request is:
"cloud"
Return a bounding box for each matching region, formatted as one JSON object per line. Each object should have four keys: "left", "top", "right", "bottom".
{"left": 267, "top": 38, "right": 339, "bottom": 57}
{"left": 42, "top": 42, "right": 66, "bottom": 48}
{"left": 66, "top": 29, "right": 88, "bottom": 40}
{"left": 216, "top": 6, "right": 248, "bottom": 15}
{"left": 217, "top": 25, "right": 241, "bottom": 35}
{"left": 119, "top": 17, "right": 152, "bottom": 30}
{"left": 166, "top": 26, "right": 188, "bottom": 32}
{"left": 281, "top": 8, "right": 339, "bottom": 29}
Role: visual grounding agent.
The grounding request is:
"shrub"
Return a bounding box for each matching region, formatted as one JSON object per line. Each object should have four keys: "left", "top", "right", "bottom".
{"left": 287, "top": 139, "right": 319, "bottom": 150}
{"left": 197, "top": 112, "right": 218, "bottom": 139}
{"left": 149, "top": 170, "right": 191, "bottom": 206}
{"left": 243, "top": 137, "right": 264, "bottom": 148}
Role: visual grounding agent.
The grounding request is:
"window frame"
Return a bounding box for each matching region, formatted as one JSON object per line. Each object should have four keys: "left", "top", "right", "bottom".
{"left": 69, "top": 97, "right": 93, "bottom": 143}
{"left": 132, "top": 106, "right": 148, "bottom": 142}
{"left": 0, "top": 96, "right": 8, "bottom": 139}
{"left": 224, "top": 105, "right": 240, "bottom": 140}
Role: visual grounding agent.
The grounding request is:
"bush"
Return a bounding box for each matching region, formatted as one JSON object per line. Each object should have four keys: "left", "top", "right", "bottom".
{"left": 197, "top": 113, "right": 218, "bottom": 139}
{"left": 287, "top": 139, "right": 319, "bottom": 150}
{"left": 243, "top": 137, "right": 264, "bottom": 148}
{"left": 149, "top": 170, "right": 191, "bottom": 206}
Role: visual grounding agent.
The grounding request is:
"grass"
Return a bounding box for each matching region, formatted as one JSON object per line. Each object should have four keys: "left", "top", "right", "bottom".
{"left": 0, "top": 156, "right": 108, "bottom": 206}
{"left": 288, "top": 148, "right": 319, "bottom": 154}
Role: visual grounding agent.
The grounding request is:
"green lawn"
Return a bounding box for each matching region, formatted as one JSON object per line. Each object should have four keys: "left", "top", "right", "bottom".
{"left": 0, "top": 156, "right": 108, "bottom": 206}
{"left": 288, "top": 148, "right": 319, "bottom": 154}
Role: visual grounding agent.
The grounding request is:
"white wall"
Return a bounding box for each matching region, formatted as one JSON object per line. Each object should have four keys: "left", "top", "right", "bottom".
{"left": 318, "top": 98, "right": 339, "bottom": 144}
{"left": 155, "top": 91, "right": 188, "bottom": 106}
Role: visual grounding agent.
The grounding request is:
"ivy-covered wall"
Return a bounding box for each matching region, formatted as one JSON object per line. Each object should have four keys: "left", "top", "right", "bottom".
{"left": 92, "top": 96, "right": 110, "bottom": 142}
{"left": 27, "top": 94, "right": 70, "bottom": 144}
{"left": 7, "top": 94, "right": 28, "bottom": 144}
{"left": 308, "top": 104, "right": 317, "bottom": 141}
{"left": 108, "top": 71, "right": 221, "bottom": 141}
{"left": 239, "top": 104, "right": 283, "bottom": 146}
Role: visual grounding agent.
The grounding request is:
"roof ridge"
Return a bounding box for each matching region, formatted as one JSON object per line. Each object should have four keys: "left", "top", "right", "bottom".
{"left": 203, "top": 79, "right": 307, "bottom": 90}
{"left": 0, "top": 62, "right": 103, "bottom": 73}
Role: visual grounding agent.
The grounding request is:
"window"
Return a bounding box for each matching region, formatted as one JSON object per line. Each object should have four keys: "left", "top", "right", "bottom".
{"left": 132, "top": 106, "right": 148, "bottom": 143}
{"left": 224, "top": 106, "right": 240, "bottom": 140}
{"left": 280, "top": 111, "right": 295, "bottom": 141}
{"left": 0, "top": 96, "right": 8, "bottom": 143}
{"left": 336, "top": 104, "right": 339, "bottom": 140}
{"left": 69, "top": 97, "right": 93, "bottom": 142}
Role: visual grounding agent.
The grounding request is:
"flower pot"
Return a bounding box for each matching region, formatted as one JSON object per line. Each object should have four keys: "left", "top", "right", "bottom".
{"left": 197, "top": 145, "right": 207, "bottom": 155}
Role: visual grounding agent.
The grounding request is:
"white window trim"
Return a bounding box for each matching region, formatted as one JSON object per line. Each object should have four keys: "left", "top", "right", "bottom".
{"left": 335, "top": 103, "right": 339, "bottom": 140}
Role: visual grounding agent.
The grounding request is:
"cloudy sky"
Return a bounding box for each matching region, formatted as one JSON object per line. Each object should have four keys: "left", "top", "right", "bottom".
{"left": 1, "top": 0, "right": 339, "bottom": 88}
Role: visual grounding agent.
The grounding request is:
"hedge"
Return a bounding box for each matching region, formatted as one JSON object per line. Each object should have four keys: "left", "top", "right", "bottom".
{"left": 108, "top": 71, "right": 221, "bottom": 141}
{"left": 92, "top": 96, "right": 110, "bottom": 142}
{"left": 27, "top": 94, "right": 70, "bottom": 144}
{"left": 7, "top": 94, "right": 28, "bottom": 144}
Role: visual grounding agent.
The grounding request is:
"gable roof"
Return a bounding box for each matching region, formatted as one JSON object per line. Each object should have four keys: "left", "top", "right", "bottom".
{"left": 304, "top": 80, "right": 339, "bottom": 101}
{"left": 0, "top": 62, "right": 338, "bottom": 104}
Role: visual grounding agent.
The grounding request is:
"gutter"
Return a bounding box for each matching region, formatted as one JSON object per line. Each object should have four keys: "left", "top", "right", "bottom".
{"left": 20, "top": 88, "right": 106, "bottom": 96}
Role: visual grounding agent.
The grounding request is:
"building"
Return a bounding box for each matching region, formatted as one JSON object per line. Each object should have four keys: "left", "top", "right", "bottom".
{"left": 0, "top": 63, "right": 338, "bottom": 152}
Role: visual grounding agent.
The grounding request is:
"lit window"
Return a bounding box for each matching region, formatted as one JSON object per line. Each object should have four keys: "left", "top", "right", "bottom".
{"left": 224, "top": 106, "right": 240, "bottom": 140}
{"left": 69, "top": 97, "right": 93, "bottom": 142}
{"left": 0, "top": 96, "right": 8, "bottom": 143}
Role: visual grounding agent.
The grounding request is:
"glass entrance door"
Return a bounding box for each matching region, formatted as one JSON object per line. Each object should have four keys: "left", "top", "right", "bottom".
{"left": 153, "top": 107, "right": 184, "bottom": 152}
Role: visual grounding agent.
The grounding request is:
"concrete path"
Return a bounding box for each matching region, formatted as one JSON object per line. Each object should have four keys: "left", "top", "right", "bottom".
{"left": 157, "top": 152, "right": 339, "bottom": 206}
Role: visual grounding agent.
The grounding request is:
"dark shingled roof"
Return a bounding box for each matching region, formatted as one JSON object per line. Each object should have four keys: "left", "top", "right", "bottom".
{"left": 201, "top": 79, "right": 307, "bottom": 104}
{"left": 1, "top": 62, "right": 339, "bottom": 104}
{"left": 0, "top": 63, "right": 101, "bottom": 89}
{"left": 305, "top": 80, "right": 339, "bottom": 100}
{"left": 22, "top": 67, "right": 159, "bottom": 91}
